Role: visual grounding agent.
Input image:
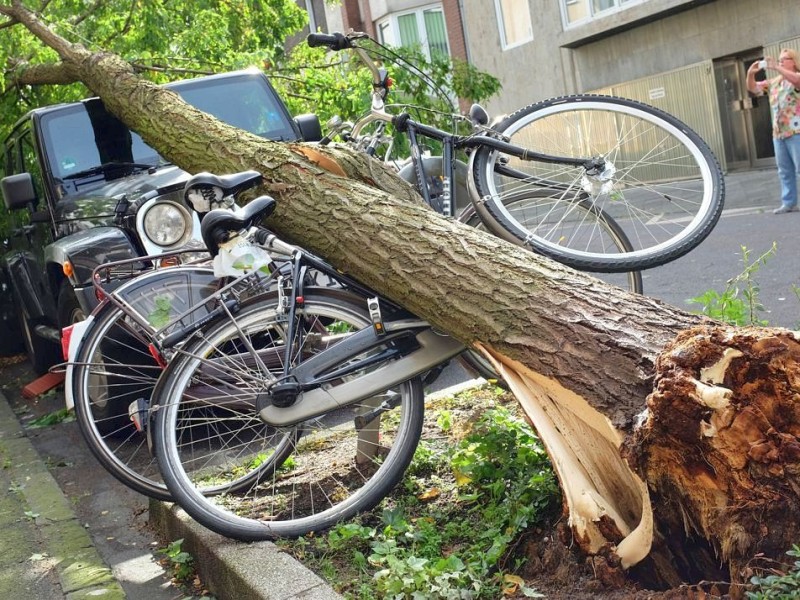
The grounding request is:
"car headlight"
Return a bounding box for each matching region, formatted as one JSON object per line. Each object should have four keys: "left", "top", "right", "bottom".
{"left": 142, "top": 201, "right": 190, "bottom": 247}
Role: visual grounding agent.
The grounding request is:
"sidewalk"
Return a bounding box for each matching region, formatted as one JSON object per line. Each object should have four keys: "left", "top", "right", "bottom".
{"left": 0, "top": 385, "right": 344, "bottom": 599}
{"left": 721, "top": 166, "right": 780, "bottom": 210}
{"left": 0, "top": 389, "right": 125, "bottom": 599}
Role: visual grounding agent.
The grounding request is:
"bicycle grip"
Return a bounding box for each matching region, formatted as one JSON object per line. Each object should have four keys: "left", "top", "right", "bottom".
{"left": 306, "top": 32, "right": 350, "bottom": 50}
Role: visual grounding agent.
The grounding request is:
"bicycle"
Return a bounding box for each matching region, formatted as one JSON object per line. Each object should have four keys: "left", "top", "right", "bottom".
{"left": 125, "top": 193, "right": 465, "bottom": 540}
{"left": 307, "top": 31, "right": 724, "bottom": 276}
{"left": 64, "top": 170, "right": 460, "bottom": 504}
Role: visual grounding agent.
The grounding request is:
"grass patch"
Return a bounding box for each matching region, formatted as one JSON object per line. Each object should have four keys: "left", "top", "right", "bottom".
{"left": 278, "top": 384, "right": 559, "bottom": 599}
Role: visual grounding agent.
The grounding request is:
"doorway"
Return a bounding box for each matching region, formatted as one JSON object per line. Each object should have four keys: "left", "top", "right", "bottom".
{"left": 713, "top": 52, "right": 774, "bottom": 171}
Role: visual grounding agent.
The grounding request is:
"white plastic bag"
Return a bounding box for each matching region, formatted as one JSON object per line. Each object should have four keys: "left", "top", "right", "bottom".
{"left": 213, "top": 235, "right": 272, "bottom": 278}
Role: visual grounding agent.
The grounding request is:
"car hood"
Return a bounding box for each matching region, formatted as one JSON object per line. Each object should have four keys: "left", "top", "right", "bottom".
{"left": 53, "top": 165, "right": 190, "bottom": 231}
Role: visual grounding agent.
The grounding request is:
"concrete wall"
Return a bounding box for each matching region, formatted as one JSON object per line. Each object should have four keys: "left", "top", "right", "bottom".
{"left": 463, "top": 0, "right": 800, "bottom": 116}
{"left": 461, "top": 1, "right": 567, "bottom": 118}
{"left": 571, "top": 0, "right": 800, "bottom": 93}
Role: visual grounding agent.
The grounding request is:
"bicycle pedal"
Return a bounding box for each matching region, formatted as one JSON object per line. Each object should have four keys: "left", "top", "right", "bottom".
{"left": 128, "top": 397, "right": 149, "bottom": 433}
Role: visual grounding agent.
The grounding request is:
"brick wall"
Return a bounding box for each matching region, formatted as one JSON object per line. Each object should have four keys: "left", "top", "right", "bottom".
{"left": 443, "top": 0, "right": 466, "bottom": 62}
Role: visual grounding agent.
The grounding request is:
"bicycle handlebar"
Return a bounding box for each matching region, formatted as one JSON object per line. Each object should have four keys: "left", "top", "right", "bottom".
{"left": 253, "top": 228, "right": 297, "bottom": 256}
{"left": 306, "top": 32, "right": 352, "bottom": 51}
{"left": 307, "top": 32, "right": 603, "bottom": 172}
{"left": 307, "top": 32, "right": 383, "bottom": 91}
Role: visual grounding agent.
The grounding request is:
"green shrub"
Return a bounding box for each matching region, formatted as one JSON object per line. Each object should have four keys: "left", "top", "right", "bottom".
{"left": 747, "top": 545, "right": 800, "bottom": 599}
{"left": 688, "top": 243, "right": 776, "bottom": 326}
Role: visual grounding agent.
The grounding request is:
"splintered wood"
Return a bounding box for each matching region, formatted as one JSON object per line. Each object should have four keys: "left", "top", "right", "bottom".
{"left": 480, "top": 325, "right": 800, "bottom": 587}
{"left": 630, "top": 326, "right": 800, "bottom": 584}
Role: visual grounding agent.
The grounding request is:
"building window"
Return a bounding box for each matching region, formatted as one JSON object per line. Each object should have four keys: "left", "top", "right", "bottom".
{"left": 494, "top": 0, "right": 533, "bottom": 50}
{"left": 561, "top": 0, "right": 646, "bottom": 27}
{"left": 376, "top": 4, "right": 450, "bottom": 60}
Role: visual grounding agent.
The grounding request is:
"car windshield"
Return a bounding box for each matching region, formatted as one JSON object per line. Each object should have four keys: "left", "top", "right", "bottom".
{"left": 39, "top": 73, "right": 297, "bottom": 185}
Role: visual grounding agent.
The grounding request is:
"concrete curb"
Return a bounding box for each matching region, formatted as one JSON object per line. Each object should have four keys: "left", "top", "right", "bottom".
{"left": 150, "top": 500, "right": 343, "bottom": 600}
{"left": 145, "top": 378, "right": 492, "bottom": 599}
{"left": 145, "top": 378, "right": 489, "bottom": 600}
{"left": 0, "top": 392, "right": 125, "bottom": 599}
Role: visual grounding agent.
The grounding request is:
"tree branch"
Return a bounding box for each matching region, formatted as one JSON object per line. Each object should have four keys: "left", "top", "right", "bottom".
{"left": 128, "top": 62, "right": 215, "bottom": 77}
{"left": 100, "top": 0, "right": 136, "bottom": 45}
{"left": 0, "top": 15, "right": 17, "bottom": 30}
{"left": 70, "top": 0, "right": 105, "bottom": 27}
{"left": 9, "top": 60, "right": 79, "bottom": 85}
{"left": 0, "top": 1, "right": 86, "bottom": 69}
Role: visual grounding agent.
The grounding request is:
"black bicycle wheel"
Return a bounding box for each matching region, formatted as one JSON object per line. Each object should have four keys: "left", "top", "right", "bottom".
{"left": 70, "top": 265, "right": 256, "bottom": 501}
{"left": 153, "top": 289, "right": 424, "bottom": 540}
{"left": 458, "top": 198, "right": 644, "bottom": 294}
{"left": 472, "top": 94, "right": 724, "bottom": 272}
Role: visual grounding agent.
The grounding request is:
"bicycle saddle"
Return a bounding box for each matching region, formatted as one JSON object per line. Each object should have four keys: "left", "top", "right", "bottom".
{"left": 200, "top": 195, "right": 277, "bottom": 256}
{"left": 184, "top": 170, "right": 263, "bottom": 213}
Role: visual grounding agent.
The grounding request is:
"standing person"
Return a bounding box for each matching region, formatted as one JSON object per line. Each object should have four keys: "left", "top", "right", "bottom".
{"left": 747, "top": 49, "right": 800, "bottom": 214}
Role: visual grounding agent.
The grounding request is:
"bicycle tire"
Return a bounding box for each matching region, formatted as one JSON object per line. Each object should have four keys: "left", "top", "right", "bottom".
{"left": 71, "top": 271, "right": 279, "bottom": 501}
{"left": 458, "top": 198, "right": 644, "bottom": 294}
{"left": 153, "top": 289, "right": 425, "bottom": 540}
{"left": 71, "top": 300, "right": 173, "bottom": 499}
{"left": 471, "top": 94, "right": 724, "bottom": 272}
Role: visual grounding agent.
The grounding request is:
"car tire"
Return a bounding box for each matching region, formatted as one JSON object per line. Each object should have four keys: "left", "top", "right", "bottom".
{"left": 16, "top": 298, "right": 61, "bottom": 376}
{"left": 57, "top": 282, "right": 86, "bottom": 328}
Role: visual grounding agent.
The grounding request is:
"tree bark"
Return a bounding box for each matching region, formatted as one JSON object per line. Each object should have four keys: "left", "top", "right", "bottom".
{"left": 3, "top": 1, "right": 798, "bottom": 591}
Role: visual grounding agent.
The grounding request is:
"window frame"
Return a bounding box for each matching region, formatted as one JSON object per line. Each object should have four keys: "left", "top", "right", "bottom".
{"left": 375, "top": 3, "right": 450, "bottom": 61}
{"left": 560, "top": 0, "right": 648, "bottom": 29}
{"left": 494, "top": 0, "right": 534, "bottom": 51}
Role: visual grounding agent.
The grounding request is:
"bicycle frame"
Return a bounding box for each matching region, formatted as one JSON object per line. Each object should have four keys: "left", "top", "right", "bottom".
{"left": 86, "top": 227, "right": 464, "bottom": 428}
{"left": 248, "top": 243, "right": 464, "bottom": 427}
{"left": 334, "top": 39, "right": 605, "bottom": 220}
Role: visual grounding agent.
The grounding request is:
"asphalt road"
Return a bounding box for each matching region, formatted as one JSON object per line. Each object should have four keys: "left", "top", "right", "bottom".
{"left": 640, "top": 199, "right": 800, "bottom": 329}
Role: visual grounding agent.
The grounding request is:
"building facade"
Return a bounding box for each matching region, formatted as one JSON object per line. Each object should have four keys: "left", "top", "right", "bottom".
{"left": 334, "top": 1, "right": 469, "bottom": 65}
{"left": 317, "top": 0, "right": 800, "bottom": 173}
{"left": 462, "top": 0, "right": 800, "bottom": 173}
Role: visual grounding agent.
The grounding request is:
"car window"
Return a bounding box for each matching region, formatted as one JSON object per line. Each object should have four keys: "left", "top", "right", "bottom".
{"left": 176, "top": 76, "right": 297, "bottom": 141}
{"left": 37, "top": 72, "right": 298, "bottom": 194}
{"left": 40, "top": 103, "right": 160, "bottom": 182}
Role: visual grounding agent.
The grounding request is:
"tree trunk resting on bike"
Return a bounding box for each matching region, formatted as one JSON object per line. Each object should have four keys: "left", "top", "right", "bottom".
{"left": 5, "top": 3, "right": 799, "bottom": 592}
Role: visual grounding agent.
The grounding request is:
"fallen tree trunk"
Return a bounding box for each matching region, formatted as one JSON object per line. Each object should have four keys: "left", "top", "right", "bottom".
{"left": 4, "top": 2, "right": 799, "bottom": 591}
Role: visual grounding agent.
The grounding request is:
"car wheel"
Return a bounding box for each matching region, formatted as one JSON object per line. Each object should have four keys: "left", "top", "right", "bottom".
{"left": 16, "top": 301, "right": 61, "bottom": 376}
{"left": 58, "top": 282, "right": 86, "bottom": 327}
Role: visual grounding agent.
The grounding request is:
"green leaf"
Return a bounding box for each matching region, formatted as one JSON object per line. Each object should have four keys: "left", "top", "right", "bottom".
{"left": 27, "top": 408, "right": 74, "bottom": 429}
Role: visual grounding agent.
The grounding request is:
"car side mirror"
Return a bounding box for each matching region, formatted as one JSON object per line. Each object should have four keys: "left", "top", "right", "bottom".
{"left": 294, "top": 113, "right": 323, "bottom": 142}
{"left": 1, "top": 173, "right": 37, "bottom": 211}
